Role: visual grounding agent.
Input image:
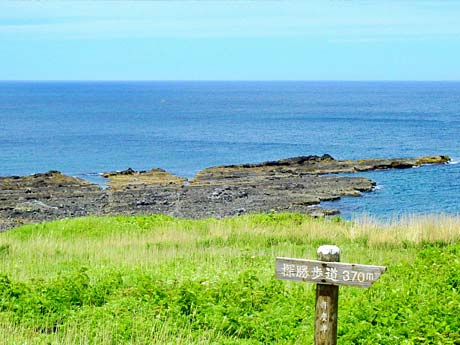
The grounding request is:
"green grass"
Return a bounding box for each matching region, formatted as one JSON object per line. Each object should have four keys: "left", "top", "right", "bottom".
{"left": 0, "top": 213, "right": 459, "bottom": 344}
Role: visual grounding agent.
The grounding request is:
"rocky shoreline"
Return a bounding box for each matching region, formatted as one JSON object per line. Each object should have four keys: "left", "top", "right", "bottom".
{"left": 0, "top": 154, "right": 450, "bottom": 231}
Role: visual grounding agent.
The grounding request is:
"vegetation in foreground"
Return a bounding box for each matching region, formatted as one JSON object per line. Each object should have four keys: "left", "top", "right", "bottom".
{"left": 0, "top": 213, "right": 459, "bottom": 344}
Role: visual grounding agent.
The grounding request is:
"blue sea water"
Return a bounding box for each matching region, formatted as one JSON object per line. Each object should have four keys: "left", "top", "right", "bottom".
{"left": 0, "top": 81, "right": 459, "bottom": 220}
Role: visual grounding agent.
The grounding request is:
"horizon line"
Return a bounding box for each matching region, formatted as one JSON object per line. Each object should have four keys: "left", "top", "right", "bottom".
{"left": 1, "top": 79, "right": 460, "bottom": 83}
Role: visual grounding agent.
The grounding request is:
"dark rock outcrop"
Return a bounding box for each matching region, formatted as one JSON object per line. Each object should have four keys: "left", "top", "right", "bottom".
{"left": 0, "top": 171, "right": 104, "bottom": 231}
{"left": 0, "top": 154, "right": 450, "bottom": 231}
{"left": 191, "top": 154, "right": 450, "bottom": 184}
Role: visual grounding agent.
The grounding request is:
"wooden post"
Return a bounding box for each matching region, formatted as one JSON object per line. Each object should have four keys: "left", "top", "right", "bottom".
{"left": 275, "top": 246, "right": 386, "bottom": 343}
{"left": 314, "top": 245, "right": 340, "bottom": 345}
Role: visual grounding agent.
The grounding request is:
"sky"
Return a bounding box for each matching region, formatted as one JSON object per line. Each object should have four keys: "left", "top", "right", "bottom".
{"left": 1, "top": 1, "right": 459, "bottom": 81}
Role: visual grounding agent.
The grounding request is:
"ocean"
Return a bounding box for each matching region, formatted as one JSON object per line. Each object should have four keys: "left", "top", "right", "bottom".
{"left": 1, "top": 81, "right": 459, "bottom": 220}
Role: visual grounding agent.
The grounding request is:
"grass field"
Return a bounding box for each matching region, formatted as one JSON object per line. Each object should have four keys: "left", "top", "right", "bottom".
{"left": 0, "top": 213, "right": 459, "bottom": 344}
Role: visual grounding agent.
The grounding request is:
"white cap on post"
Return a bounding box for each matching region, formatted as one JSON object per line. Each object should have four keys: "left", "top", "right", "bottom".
{"left": 317, "top": 245, "right": 340, "bottom": 262}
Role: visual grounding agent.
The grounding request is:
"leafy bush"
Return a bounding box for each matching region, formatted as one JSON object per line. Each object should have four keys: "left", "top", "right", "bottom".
{"left": 1, "top": 214, "right": 460, "bottom": 343}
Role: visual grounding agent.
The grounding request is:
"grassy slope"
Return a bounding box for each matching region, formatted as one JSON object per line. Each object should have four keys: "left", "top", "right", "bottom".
{"left": 0, "top": 213, "right": 459, "bottom": 344}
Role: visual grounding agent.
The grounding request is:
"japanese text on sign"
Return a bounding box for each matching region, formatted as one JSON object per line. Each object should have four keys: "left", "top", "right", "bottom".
{"left": 275, "top": 257, "right": 386, "bottom": 288}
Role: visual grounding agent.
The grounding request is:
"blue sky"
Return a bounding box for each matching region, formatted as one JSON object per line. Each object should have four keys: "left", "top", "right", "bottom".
{"left": 1, "top": 1, "right": 459, "bottom": 81}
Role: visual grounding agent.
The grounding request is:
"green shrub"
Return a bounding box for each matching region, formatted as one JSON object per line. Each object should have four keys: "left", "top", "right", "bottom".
{"left": 1, "top": 215, "right": 460, "bottom": 343}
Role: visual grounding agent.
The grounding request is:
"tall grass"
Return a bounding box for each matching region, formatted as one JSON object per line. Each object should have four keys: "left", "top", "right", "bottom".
{"left": 0, "top": 213, "right": 459, "bottom": 344}
{"left": 352, "top": 213, "right": 460, "bottom": 245}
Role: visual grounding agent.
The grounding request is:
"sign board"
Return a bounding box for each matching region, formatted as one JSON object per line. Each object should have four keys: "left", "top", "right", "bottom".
{"left": 276, "top": 257, "right": 386, "bottom": 288}
{"left": 276, "top": 246, "right": 387, "bottom": 345}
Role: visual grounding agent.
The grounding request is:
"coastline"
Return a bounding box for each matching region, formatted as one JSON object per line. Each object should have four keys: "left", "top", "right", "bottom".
{"left": 0, "top": 154, "right": 450, "bottom": 231}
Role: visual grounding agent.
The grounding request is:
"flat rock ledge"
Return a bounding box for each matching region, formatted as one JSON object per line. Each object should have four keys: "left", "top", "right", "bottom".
{"left": 0, "top": 154, "right": 450, "bottom": 231}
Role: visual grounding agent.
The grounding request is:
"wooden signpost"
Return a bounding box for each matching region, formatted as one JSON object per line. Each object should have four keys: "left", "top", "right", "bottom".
{"left": 275, "top": 245, "right": 386, "bottom": 345}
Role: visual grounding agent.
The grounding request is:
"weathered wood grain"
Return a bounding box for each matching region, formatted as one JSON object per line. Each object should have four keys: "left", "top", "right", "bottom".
{"left": 314, "top": 245, "right": 340, "bottom": 345}
{"left": 275, "top": 257, "right": 386, "bottom": 288}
